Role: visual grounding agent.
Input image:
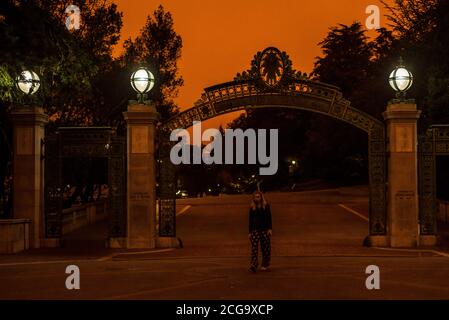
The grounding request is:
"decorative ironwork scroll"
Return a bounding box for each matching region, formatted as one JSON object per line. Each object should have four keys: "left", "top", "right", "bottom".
{"left": 419, "top": 125, "right": 449, "bottom": 235}
{"left": 161, "top": 47, "right": 387, "bottom": 236}
{"left": 157, "top": 132, "right": 176, "bottom": 237}
{"left": 108, "top": 136, "right": 127, "bottom": 238}
{"left": 368, "top": 126, "right": 387, "bottom": 235}
{"left": 44, "top": 134, "right": 62, "bottom": 238}
{"left": 58, "top": 127, "right": 114, "bottom": 157}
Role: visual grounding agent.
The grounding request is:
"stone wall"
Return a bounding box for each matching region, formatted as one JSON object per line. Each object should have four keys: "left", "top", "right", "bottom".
{"left": 0, "top": 219, "right": 31, "bottom": 253}
{"left": 62, "top": 200, "right": 108, "bottom": 235}
{"left": 438, "top": 200, "right": 449, "bottom": 225}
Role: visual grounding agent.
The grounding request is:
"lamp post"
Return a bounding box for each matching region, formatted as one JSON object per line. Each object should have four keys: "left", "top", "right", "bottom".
{"left": 10, "top": 69, "right": 48, "bottom": 250}
{"left": 122, "top": 67, "right": 162, "bottom": 249}
{"left": 289, "top": 159, "right": 298, "bottom": 179}
{"left": 130, "top": 67, "right": 155, "bottom": 104}
{"left": 375, "top": 58, "right": 424, "bottom": 248}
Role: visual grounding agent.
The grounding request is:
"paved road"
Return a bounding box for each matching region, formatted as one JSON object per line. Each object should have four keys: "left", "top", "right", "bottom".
{"left": 1, "top": 186, "right": 449, "bottom": 300}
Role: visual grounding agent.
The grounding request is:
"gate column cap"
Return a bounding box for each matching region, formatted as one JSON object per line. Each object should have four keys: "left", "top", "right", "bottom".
{"left": 123, "top": 103, "right": 160, "bottom": 124}
{"left": 383, "top": 101, "right": 421, "bottom": 121}
{"left": 10, "top": 106, "right": 48, "bottom": 126}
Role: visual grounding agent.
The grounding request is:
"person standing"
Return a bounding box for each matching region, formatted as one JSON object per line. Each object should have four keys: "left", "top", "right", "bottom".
{"left": 248, "top": 191, "right": 272, "bottom": 273}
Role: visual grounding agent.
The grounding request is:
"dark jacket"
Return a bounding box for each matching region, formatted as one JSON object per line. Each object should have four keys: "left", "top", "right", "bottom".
{"left": 249, "top": 204, "right": 272, "bottom": 232}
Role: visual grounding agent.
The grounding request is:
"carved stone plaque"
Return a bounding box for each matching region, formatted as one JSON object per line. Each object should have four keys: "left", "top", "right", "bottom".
{"left": 395, "top": 125, "right": 413, "bottom": 152}
{"left": 16, "top": 127, "right": 34, "bottom": 155}
{"left": 131, "top": 126, "right": 149, "bottom": 154}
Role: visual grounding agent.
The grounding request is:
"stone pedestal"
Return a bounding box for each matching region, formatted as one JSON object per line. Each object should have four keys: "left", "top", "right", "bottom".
{"left": 0, "top": 219, "right": 31, "bottom": 253}
{"left": 123, "top": 103, "right": 159, "bottom": 249}
{"left": 157, "top": 237, "right": 181, "bottom": 249}
{"left": 383, "top": 102, "right": 421, "bottom": 248}
{"left": 365, "top": 235, "right": 389, "bottom": 247}
{"left": 10, "top": 106, "right": 48, "bottom": 248}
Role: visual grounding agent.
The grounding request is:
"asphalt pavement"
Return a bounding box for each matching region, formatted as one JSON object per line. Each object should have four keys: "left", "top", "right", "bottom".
{"left": 1, "top": 186, "right": 449, "bottom": 300}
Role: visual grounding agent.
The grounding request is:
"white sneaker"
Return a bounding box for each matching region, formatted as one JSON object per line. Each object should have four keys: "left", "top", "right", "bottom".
{"left": 260, "top": 266, "right": 270, "bottom": 271}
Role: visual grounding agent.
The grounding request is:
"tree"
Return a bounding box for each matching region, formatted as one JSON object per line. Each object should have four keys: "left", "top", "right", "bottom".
{"left": 122, "top": 5, "right": 183, "bottom": 121}
{"left": 383, "top": 0, "right": 449, "bottom": 125}
{"left": 309, "top": 23, "right": 378, "bottom": 183}
{"left": 0, "top": 0, "right": 124, "bottom": 215}
{"left": 382, "top": 0, "right": 439, "bottom": 43}
{"left": 0, "top": 0, "right": 124, "bottom": 128}
{"left": 35, "top": 0, "right": 124, "bottom": 127}
{"left": 418, "top": 0, "right": 449, "bottom": 124}
{"left": 313, "top": 22, "right": 373, "bottom": 99}
{"left": 35, "top": 0, "right": 123, "bottom": 69}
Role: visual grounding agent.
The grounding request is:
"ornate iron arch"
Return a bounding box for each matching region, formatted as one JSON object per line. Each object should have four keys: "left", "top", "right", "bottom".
{"left": 160, "top": 47, "right": 387, "bottom": 236}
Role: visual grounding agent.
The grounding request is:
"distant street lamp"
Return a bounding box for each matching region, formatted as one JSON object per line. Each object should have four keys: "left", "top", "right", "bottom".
{"left": 130, "top": 67, "right": 155, "bottom": 103}
{"left": 16, "top": 70, "right": 40, "bottom": 95}
{"left": 389, "top": 58, "right": 413, "bottom": 100}
{"left": 289, "top": 159, "right": 298, "bottom": 176}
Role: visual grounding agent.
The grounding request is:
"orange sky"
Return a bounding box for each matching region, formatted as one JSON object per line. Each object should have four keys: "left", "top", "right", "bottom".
{"left": 113, "top": 0, "right": 389, "bottom": 128}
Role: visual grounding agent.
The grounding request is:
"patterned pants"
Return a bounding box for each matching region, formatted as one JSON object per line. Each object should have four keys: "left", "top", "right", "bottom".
{"left": 250, "top": 230, "right": 271, "bottom": 268}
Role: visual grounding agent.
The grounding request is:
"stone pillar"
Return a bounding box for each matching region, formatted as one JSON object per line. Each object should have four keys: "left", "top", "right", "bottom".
{"left": 10, "top": 106, "right": 48, "bottom": 248}
{"left": 383, "top": 101, "right": 421, "bottom": 247}
{"left": 123, "top": 103, "right": 159, "bottom": 248}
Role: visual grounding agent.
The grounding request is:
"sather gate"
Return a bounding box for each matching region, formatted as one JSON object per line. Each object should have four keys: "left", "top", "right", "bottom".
{"left": 9, "top": 47, "right": 433, "bottom": 251}
{"left": 159, "top": 47, "right": 387, "bottom": 241}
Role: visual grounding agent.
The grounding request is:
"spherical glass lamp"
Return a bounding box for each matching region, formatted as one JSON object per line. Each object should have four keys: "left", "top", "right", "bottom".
{"left": 389, "top": 59, "right": 413, "bottom": 99}
{"left": 16, "top": 70, "right": 40, "bottom": 95}
{"left": 130, "top": 68, "right": 155, "bottom": 103}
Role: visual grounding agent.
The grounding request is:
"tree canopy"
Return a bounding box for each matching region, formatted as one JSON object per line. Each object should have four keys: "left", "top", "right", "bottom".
{"left": 2, "top": 0, "right": 449, "bottom": 199}
{"left": 226, "top": 0, "right": 449, "bottom": 190}
{"left": 121, "top": 5, "right": 183, "bottom": 120}
{"left": 0, "top": 1, "right": 183, "bottom": 215}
